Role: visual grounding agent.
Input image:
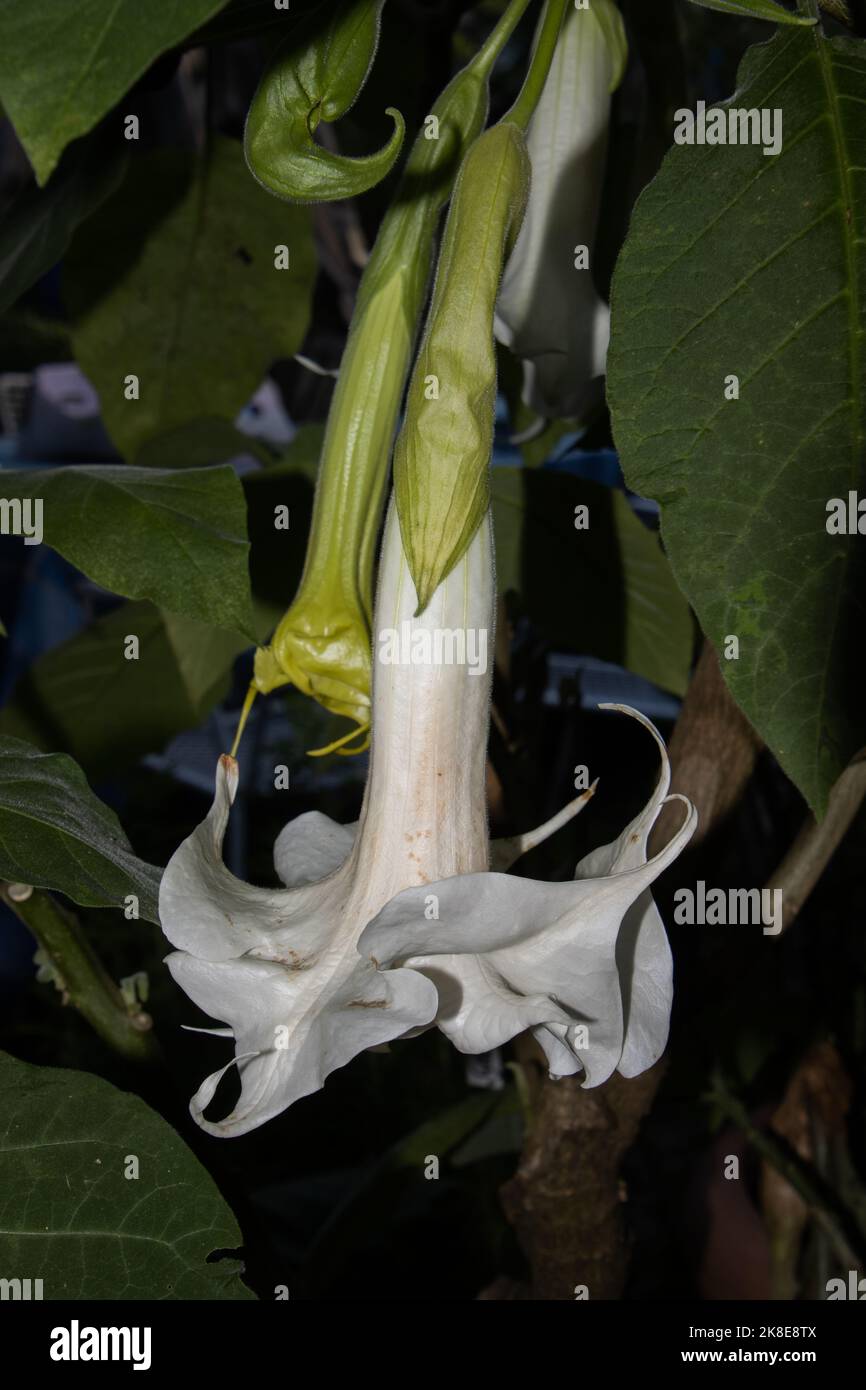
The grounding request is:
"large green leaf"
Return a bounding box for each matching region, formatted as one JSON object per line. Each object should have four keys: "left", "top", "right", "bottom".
{"left": 64, "top": 137, "right": 314, "bottom": 462}
{"left": 492, "top": 468, "right": 693, "bottom": 696}
{"left": 0, "top": 604, "right": 249, "bottom": 777}
{"left": 135, "top": 416, "right": 274, "bottom": 471}
{"left": 0, "top": 465, "right": 254, "bottom": 636}
{"left": 0, "top": 130, "right": 126, "bottom": 314}
{"left": 0, "top": 0, "right": 231, "bottom": 185}
{"left": 0, "top": 1051, "right": 254, "bottom": 1299}
{"left": 0, "top": 737, "right": 161, "bottom": 921}
{"left": 608, "top": 24, "right": 866, "bottom": 814}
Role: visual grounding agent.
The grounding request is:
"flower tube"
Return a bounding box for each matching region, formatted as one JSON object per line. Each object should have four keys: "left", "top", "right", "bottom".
{"left": 162, "top": 491, "right": 695, "bottom": 1134}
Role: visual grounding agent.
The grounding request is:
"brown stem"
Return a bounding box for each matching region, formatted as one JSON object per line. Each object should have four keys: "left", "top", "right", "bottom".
{"left": 767, "top": 754, "right": 866, "bottom": 934}
{"left": 649, "top": 639, "right": 763, "bottom": 856}
{"left": 500, "top": 1061, "right": 666, "bottom": 1299}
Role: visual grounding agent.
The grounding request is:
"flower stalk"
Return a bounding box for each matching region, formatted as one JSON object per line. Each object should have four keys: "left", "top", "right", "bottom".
{"left": 2, "top": 882, "right": 159, "bottom": 1066}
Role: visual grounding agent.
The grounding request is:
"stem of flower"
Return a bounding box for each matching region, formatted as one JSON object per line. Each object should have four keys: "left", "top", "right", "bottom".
{"left": 506, "top": 0, "right": 569, "bottom": 132}
{"left": 230, "top": 682, "right": 258, "bottom": 758}
{"left": 1, "top": 883, "right": 161, "bottom": 1067}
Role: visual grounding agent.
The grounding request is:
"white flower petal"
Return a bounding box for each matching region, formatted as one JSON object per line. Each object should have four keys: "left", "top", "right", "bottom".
{"left": 273, "top": 811, "right": 357, "bottom": 887}
{"left": 167, "top": 949, "right": 437, "bottom": 1137}
{"left": 360, "top": 708, "right": 696, "bottom": 1086}
{"left": 158, "top": 755, "right": 346, "bottom": 963}
{"left": 491, "top": 782, "right": 597, "bottom": 871}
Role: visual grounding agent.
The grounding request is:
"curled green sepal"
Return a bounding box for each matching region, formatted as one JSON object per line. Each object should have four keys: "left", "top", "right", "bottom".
{"left": 245, "top": 0, "right": 405, "bottom": 204}
{"left": 394, "top": 122, "right": 530, "bottom": 614}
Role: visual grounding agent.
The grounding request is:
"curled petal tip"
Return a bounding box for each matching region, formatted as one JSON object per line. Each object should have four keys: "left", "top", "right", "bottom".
{"left": 217, "top": 753, "right": 239, "bottom": 803}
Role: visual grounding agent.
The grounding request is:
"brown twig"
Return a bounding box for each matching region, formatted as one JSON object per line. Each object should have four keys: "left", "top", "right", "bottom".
{"left": 649, "top": 640, "right": 763, "bottom": 856}
{"left": 766, "top": 754, "right": 866, "bottom": 934}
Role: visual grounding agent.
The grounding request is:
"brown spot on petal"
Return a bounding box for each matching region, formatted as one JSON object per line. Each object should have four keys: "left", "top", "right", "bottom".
{"left": 348, "top": 998, "right": 387, "bottom": 1009}
{"left": 275, "top": 949, "right": 312, "bottom": 971}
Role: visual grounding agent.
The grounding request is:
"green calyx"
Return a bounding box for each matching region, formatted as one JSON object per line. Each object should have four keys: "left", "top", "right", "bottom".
{"left": 394, "top": 122, "right": 531, "bottom": 615}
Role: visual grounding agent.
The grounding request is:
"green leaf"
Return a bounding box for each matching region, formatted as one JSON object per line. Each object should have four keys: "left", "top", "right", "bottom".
{"left": 608, "top": 26, "right": 866, "bottom": 814}
{"left": 0, "top": 464, "right": 254, "bottom": 636}
{"left": 0, "top": 1051, "right": 254, "bottom": 1299}
{"left": 0, "top": 604, "right": 249, "bottom": 777}
{"left": 245, "top": 0, "right": 404, "bottom": 203}
{"left": 135, "top": 416, "right": 274, "bottom": 471}
{"left": 0, "top": 130, "right": 126, "bottom": 314}
{"left": 64, "top": 137, "right": 314, "bottom": 462}
{"left": 492, "top": 469, "right": 694, "bottom": 696}
{"left": 683, "top": 0, "right": 816, "bottom": 22}
{"left": 0, "top": 737, "right": 161, "bottom": 920}
{"left": 0, "top": 0, "right": 231, "bottom": 185}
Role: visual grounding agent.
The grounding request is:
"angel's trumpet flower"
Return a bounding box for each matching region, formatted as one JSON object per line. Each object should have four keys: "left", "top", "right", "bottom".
{"left": 159, "top": 499, "right": 493, "bottom": 1136}
{"left": 494, "top": 0, "right": 627, "bottom": 423}
{"left": 161, "top": 489, "right": 695, "bottom": 1134}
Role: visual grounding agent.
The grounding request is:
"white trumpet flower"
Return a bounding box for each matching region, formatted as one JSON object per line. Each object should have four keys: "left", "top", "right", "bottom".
{"left": 494, "top": 0, "right": 627, "bottom": 422}
{"left": 161, "top": 494, "right": 695, "bottom": 1135}
{"left": 159, "top": 499, "right": 495, "bottom": 1136}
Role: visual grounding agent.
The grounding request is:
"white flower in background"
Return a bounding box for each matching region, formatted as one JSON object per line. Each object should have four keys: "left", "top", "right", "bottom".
{"left": 494, "top": 0, "right": 628, "bottom": 422}
{"left": 161, "top": 494, "right": 695, "bottom": 1135}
